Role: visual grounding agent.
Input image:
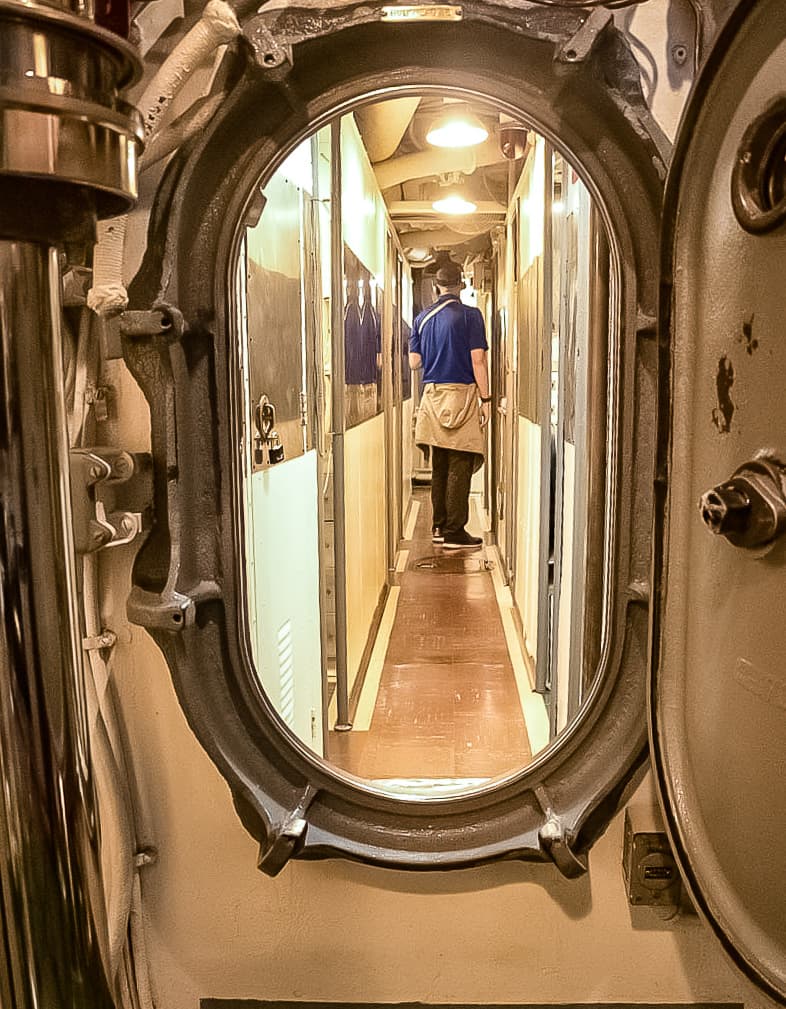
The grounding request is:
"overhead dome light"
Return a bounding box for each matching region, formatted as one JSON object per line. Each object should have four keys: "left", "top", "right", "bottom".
{"left": 426, "top": 112, "right": 489, "bottom": 149}
{"left": 432, "top": 194, "right": 478, "bottom": 215}
{"left": 407, "top": 248, "right": 431, "bottom": 262}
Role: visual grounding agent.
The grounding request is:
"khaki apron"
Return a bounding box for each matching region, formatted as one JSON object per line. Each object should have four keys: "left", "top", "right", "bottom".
{"left": 415, "top": 382, "right": 485, "bottom": 474}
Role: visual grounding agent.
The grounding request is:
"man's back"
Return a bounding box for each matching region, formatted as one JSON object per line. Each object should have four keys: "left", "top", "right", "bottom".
{"left": 411, "top": 294, "right": 487, "bottom": 385}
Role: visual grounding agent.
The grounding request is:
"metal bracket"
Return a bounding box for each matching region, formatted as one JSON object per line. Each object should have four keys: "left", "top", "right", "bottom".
{"left": 70, "top": 448, "right": 153, "bottom": 555}
{"left": 257, "top": 786, "right": 319, "bottom": 876}
{"left": 535, "top": 786, "right": 589, "bottom": 878}
{"left": 119, "top": 308, "right": 181, "bottom": 339}
{"left": 134, "top": 846, "right": 159, "bottom": 868}
{"left": 240, "top": 1, "right": 593, "bottom": 74}
{"left": 538, "top": 814, "right": 589, "bottom": 878}
{"left": 243, "top": 14, "right": 294, "bottom": 69}
{"left": 82, "top": 629, "right": 117, "bottom": 651}
{"left": 557, "top": 7, "right": 613, "bottom": 64}
{"left": 126, "top": 580, "right": 222, "bottom": 632}
{"left": 102, "top": 306, "right": 183, "bottom": 360}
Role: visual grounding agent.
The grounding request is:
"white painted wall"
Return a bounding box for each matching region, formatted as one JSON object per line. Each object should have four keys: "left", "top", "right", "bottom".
{"left": 246, "top": 451, "right": 324, "bottom": 753}
{"left": 100, "top": 562, "right": 758, "bottom": 1009}
{"left": 94, "top": 353, "right": 760, "bottom": 1003}
{"left": 342, "top": 115, "right": 386, "bottom": 281}
{"left": 338, "top": 115, "right": 398, "bottom": 696}
{"left": 615, "top": 0, "right": 695, "bottom": 142}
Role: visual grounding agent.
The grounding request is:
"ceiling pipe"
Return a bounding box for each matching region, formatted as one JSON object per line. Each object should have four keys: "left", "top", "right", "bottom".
{"left": 354, "top": 96, "right": 422, "bottom": 163}
{"left": 399, "top": 226, "right": 496, "bottom": 249}
{"left": 374, "top": 136, "right": 507, "bottom": 191}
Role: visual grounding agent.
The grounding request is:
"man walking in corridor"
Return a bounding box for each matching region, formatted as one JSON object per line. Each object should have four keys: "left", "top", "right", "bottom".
{"left": 409, "top": 259, "right": 491, "bottom": 550}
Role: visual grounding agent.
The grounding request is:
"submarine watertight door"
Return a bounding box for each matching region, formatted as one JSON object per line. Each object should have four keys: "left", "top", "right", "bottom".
{"left": 652, "top": 0, "right": 786, "bottom": 1002}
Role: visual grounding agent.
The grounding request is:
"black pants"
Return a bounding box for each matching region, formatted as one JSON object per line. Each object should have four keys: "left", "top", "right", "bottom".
{"left": 431, "top": 446, "right": 475, "bottom": 535}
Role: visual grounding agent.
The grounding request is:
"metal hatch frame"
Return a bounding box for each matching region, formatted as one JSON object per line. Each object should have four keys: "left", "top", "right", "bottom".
{"left": 123, "top": 4, "right": 666, "bottom": 876}
{"left": 653, "top": 0, "right": 786, "bottom": 1001}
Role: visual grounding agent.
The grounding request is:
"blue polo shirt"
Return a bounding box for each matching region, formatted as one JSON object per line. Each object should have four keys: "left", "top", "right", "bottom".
{"left": 410, "top": 295, "right": 487, "bottom": 385}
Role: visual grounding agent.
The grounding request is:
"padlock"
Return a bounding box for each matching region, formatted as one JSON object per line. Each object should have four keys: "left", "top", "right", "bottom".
{"left": 268, "top": 431, "right": 285, "bottom": 465}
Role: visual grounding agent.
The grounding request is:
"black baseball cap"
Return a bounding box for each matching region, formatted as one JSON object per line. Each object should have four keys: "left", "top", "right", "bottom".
{"left": 435, "top": 261, "right": 462, "bottom": 286}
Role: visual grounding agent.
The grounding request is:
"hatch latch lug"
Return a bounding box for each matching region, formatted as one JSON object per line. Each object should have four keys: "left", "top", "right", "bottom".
{"left": 70, "top": 448, "right": 153, "bottom": 555}
{"left": 556, "top": 8, "right": 612, "bottom": 64}
{"left": 539, "top": 814, "right": 589, "bottom": 878}
{"left": 243, "top": 15, "right": 293, "bottom": 69}
{"left": 257, "top": 786, "right": 319, "bottom": 876}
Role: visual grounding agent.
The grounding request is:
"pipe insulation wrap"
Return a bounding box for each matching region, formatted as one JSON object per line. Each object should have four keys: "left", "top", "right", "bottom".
{"left": 140, "top": 92, "right": 227, "bottom": 171}
{"left": 138, "top": 0, "right": 240, "bottom": 139}
{"left": 88, "top": 218, "right": 129, "bottom": 315}
{"left": 89, "top": 1, "right": 240, "bottom": 317}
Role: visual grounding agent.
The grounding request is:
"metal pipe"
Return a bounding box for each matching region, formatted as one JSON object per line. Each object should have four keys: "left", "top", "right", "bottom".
{"left": 330, "top": 119, "right": 351, "bottom": 731}
{"left": 0, "top": 240, "right": 117, "bottom": 1006}
{"left": 0, "top": 5, "right": 141, "bottom": 1004}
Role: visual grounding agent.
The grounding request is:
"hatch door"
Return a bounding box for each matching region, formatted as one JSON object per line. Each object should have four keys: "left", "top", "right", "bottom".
{"left": 653, "top": 0, "right": 786, "bottom": 1001}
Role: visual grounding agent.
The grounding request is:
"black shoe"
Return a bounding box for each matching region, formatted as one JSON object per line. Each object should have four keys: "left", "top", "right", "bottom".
{"left": 432, "top": 526, "right": 444, "bottom": 543}
{"left": 443, "top": 529, "right": 483, "bottom": 550}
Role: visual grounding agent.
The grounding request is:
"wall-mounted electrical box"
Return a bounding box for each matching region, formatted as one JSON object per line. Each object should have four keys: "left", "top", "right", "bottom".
{"left": 623, "top": 806, "right": 682, "bottom": 908}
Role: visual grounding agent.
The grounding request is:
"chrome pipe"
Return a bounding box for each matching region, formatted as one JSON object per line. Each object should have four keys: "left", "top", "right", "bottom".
{"left": 0, "top": 3, "right": 140, "bottom": 1003}
{"left": 0, "top": 0, "right": 142, "bottom": 242}
{"left": 0, "top": 240, "right": 117, "bottom": 1007}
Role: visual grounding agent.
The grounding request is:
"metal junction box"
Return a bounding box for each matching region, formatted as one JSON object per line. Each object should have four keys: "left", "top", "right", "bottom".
{"left": 623, "top": 807, "right": 681, "bottom": 907}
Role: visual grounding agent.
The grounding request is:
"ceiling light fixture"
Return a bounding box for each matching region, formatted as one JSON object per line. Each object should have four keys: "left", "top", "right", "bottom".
{"left": 426, "top": 111, "right": 489, "bottom": 149}
{"left": 432, "top": 193, "right": 478, "bottom": 215}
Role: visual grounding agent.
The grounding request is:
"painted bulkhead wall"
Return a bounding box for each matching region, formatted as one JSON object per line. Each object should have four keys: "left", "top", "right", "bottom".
{"left": 512, "top": 138, "right": 545, "bottom": 660}
{"left": 103, "top": 539, "right": 759, "bottom": 1009}
{"left": 242, "top": 148, "right": 325, "bottom": 753}
{"left": 101, "top": 6, "right": 769, "bottom": 1008}
{"left": 107, "top": 247, "right": 766, "bottom": 1009}
{"left": 344, "top": 413, "right": 387, "bottom": 694}
{"left": 341, "top": 114, "right": 395, "bottom": 695}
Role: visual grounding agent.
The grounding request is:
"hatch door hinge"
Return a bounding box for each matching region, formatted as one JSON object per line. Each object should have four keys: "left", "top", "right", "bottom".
{"left": 70, "top": 448, "right": 153, "bottom": 555}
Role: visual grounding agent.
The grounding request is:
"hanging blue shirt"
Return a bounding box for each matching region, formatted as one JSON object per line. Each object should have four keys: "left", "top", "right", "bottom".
{"left": 410, "top": 294, "right": 488, "bottom": 385}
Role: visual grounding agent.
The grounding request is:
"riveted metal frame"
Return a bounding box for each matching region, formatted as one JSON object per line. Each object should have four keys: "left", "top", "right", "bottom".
{"left": 124, "top": 9, "right": 665, "bottom": 875}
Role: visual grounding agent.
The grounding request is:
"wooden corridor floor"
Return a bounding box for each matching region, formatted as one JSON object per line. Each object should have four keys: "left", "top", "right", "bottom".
{"left": 327, "top": 489, "right": 533, "bottom": 788}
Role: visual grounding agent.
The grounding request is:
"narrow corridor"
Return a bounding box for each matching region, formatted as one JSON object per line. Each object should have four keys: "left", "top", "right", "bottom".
{"left": 327, "top": 489, "right": 544, "bottom": 792}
